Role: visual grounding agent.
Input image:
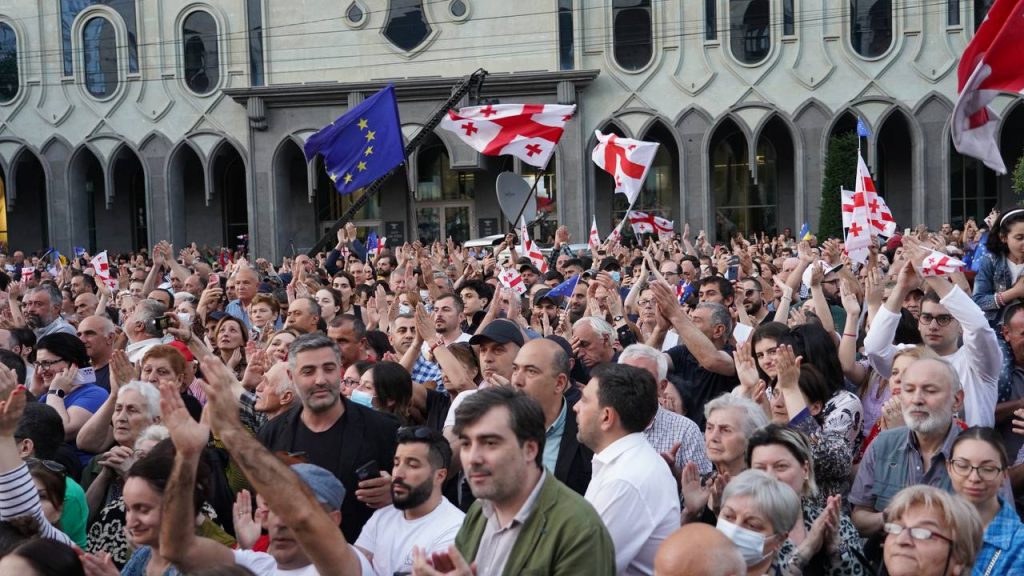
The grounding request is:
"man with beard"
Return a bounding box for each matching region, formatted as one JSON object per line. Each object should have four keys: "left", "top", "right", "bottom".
{"left": 864, "top": 261, "right": 999, "bottom": 427}
{"left": 414, "top": 386, "right": 614, "bottom": 575}
{"left": 18, "top": 284, "right": 76, "bottom": 338}
{"left": 738, "top": 277, "right": 773, "bottom": 325}
{"left": 258, "top": 333, "right": 398, "bottom": 542}
{"left": 409, "top": 295, "right": 471, "bottom": 390}
{"left": 568, "top": 277, "right": 589, "bottom": 323}
{"left": 355, "top": 426, "right": 465, "bottom": 576}
{"left": 850, "top": 358, "right": 965, "bottom": 537}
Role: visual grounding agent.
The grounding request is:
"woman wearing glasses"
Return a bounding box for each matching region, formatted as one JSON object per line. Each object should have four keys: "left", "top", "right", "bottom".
{"left": 946, "top": 427, "right": 1024, "bottom": 574}
{"left": 881, "top": 485, "right": 983, "bottom": 576}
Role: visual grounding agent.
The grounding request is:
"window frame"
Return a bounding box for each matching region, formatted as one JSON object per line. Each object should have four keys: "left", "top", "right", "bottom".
{"left": 79, "top": 14, "right": 122, "bottom": 101}
{"left": 610, "top": 0, "right": 655, "bottom": 73}
{"left": 727, "top": 0, "right": 774, "bottom": 66}
{"left": 180, "top": 8, "right": 222, "bottom": 97}
{"left": 0, "top": 20, "right": 20, "bottom": 105}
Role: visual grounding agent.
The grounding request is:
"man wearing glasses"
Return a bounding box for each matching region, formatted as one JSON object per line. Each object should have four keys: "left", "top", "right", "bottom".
{"left": 864, "top": 260, "right": 1000, "bottom": 429}
{"left": 738, "top": 277, "right": 774, "bottom": 326}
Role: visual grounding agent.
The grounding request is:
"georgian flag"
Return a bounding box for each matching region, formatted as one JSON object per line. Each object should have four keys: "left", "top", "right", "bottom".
{"left": 591, "top": 131, "right": 660, "bottom": 205}
{"left": 589, "top": 216, "right": 601, "bottom": 249}
{"left": 519, "top": 217, "right": 549, "bottom": 274}
{"left": 439, "top": 103, "right": 576, "bottom": 168}
{"left": 20, "top": 266, "right": 34, "bottom": 282}
{"left": 90, "top": 251, "right": 118, "bottom": 292}
{"left": 629, "top": 211, "right": 674, "bottom": 237}
{"left": 952, "top": 0, "right": 1024, "bottom": 174}
{"left": 607, "top": 218, "right": 625, "bottom": 245}
{"left": 498, "top": 267, "right": 527, "bottom": 295}
{"left": 919, "top": 249, "right": 966, "bottom": 277}
{"left": 654, "top": 215, "right": 675, "bottom": 240}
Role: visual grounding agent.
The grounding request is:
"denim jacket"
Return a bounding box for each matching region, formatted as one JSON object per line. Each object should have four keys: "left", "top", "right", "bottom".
{"left": 972, "top": 252, "right": 1014, "bottom": 326}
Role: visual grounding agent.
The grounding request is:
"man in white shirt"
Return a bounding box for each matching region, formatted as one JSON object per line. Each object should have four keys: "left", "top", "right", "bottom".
{"left": 864, "top": 260, "right": 1000, "bottom": 426}
{"left": 123, "top": 299, "right": 172, "bottom": 364}
{"left": 158, "top": 356, "right": 375, "bottom": 575}
{"left": 356, "top": 426, "right": 464, "bottom": 576}
{"left": 574, "top": 363, "right": 681, "bottom": 575}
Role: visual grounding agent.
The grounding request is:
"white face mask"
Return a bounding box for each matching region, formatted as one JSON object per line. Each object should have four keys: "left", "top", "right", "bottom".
{"left": 716, "top": 518, "right": 773, "bottom": 566}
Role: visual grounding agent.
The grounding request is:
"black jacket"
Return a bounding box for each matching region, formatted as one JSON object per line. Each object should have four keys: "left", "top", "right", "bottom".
{"left": 257, "top": 397, "right": 399, "bottom": 542}
{"left": 554, "top": 400, "right": 593, "bottom": 495}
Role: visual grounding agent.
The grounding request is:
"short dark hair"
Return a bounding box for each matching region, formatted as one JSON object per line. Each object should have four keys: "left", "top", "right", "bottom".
{"left": 15, "top": 403, "right": 65, "bottom": 459}
{"left": 331, "top": 313, "right": 366, "bottom": 338}
{"left": 370, "top": 361, "right": 415, "bottom": 424}
{"left": 460, "top": 280, "right": 494, "bottom": 306}
{"left": 699, "top": 276, "right": 734, "bottom": 301}
{"left": 0, "top": 350, "right": 26, "bottom": 385}
{"left": 922, "top": 289, "right": 943, "bottom": 306}
{"left": 453, "top": 386, "right": 545, "bottom": 468}
{"left": 397, "top": 426, "right": 453, "bottom": 470}
{"left": 35, "top": 333, "right": 90, "bottom": 369}
{"left": 590, "top": 364, "right": 658, "bottom": 434}
{"left": 8, "top": 538, "right": 84, "bottom": 576}
{"left": 72, "top": 272, "right": 98, "bottom": 294}
{"left": 9, "top": 328, "right": 35, "bottom": 352}
{"left": 434, "top": 293, "right": 464, "bottom": 314}
{"left": 364, "top": 330, "right": 394, "bottom": 358}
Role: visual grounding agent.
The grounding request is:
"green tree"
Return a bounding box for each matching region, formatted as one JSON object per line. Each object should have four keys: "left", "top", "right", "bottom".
{"left": 1013, "top": 153, "right": 1024, "bottom": 197}
{"left": 818, "top": 132, "right": 859, "bottom": 241}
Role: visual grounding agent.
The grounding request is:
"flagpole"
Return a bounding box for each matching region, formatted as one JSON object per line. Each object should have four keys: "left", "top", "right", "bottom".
{"left": 510, "top": 171, "right": 544, "bottom": 228}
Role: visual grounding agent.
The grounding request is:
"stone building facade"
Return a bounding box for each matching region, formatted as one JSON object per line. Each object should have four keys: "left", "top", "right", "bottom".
{"left": 0, "top": 0, "right": 1020, "bottom": 260}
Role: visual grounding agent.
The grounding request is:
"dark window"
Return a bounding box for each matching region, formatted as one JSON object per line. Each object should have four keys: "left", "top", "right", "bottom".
{"left": 850, "top": 0, "right": 893, "bottom": 57}
{"left": 731, "top": 0, "right": 771, "bottom": 64}
{"left": 558, "top": 0, "right": 574, "bottom": 70}
{"left": 346, "top": 2, "right": 364, "bottom": 22}
{"left": 247, "top": 0, "right": 264, "bottom": 86}
{"left": 949, "top": 142, "right": 996, "bottom": 230}
{"left": 183, "top": 11, "right": 219, "bottom": 95}
{"left": 61, "top": 1, "right": 138, "bottom": 76}
{"left": 974, "top": 0, "right": 994, "bottom": 30}
{"left": 450, "top": 0, "right": 466, "bottom": 17}
{"left": 706, "top": 0, "right": 718, "bottom": 40}
{"left": 0, "top": 23, "right": 17, "bottom": 103}
{"left": 83, "top": 17, "right": 118, "bottom": 98}
{"left": 383, "top": 0, "right": 432, "bottom": 52}
{"left": 613, "top": 0, "right": 653, "bottom": 71}
{"left": 783, "top": 0, "right": 795, "bottom": 34}
{"left": 948, "top": 0, "right": 961, "bottom": 25}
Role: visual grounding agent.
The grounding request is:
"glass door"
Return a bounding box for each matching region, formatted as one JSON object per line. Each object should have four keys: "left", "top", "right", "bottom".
{"left": 415, "top": 203, "right": 474, "bottom": 243}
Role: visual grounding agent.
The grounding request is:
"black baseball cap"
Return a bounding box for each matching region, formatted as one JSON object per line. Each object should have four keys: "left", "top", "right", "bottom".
{"left": 469, "top": 319, "right": 525, "bottom": 347}
{"left": 533, "top": 288, "right": 563, "bottom": 307}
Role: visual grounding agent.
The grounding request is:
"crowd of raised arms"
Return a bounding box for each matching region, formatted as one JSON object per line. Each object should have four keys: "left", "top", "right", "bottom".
{"left": 0, "top": 211, "right": 1019, "bottom": 576}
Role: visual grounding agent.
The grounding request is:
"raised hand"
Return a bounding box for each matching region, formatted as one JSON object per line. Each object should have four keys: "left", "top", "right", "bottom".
{"left": 0, "top": 368, "right": 25, "bottom": 437}
{"left": 733, "top": 340, "right": 761, "bottom": 392}
{"left": 233, "top": 489, "right": 262, "bottom": 550}
{"left": 680, "top": 462, "right": 710, "bottom": 518}
{"left": 160, "top": 381, "right": 209, "bottom": 459}
{"left": 839, "top": 277, "right": 861, "bottom": 316}
{"left": 198, "top": 355, "right": 244, "bottom": 436}
{"left": 774, "top": 345, "right": 801, "bottom": 390}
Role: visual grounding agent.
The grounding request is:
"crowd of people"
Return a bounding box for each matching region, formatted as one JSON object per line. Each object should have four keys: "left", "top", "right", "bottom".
{"left": 0, "top": 211, "right": 1018, "bottom": 575}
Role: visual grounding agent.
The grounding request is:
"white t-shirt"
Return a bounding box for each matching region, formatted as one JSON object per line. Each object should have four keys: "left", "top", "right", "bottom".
{"left": 233, "top": 546, "right": 375, "bottom": 576}
{"left": 355, "top": 500, "right": 466, "bottom": 576}
{"left": 444, "top": 389, "right": 477, "bottom": 430}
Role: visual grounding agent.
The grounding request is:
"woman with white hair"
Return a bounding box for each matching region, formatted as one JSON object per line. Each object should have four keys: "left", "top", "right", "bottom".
{"left": 681, "top": 393, "right": 769, "bottom": 524}
{"left": 882, "top": 485, "right": 983, "bottom": 576}
{"left": 716, "top": 469, "right": 801, "bottom": 576}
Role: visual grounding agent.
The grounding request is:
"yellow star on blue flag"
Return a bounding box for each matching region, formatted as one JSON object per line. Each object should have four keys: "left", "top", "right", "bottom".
{"left": 303, "top": 84, "right": 405, "bottom": 195}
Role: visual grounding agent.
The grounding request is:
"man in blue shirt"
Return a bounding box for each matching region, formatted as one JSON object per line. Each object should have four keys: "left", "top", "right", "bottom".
{"left": 224, "top": 267, "right": 259, "bottom": 330}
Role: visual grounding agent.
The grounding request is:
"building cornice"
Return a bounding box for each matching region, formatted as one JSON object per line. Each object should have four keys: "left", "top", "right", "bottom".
{"left": 223, "top": 69, "right": 601, "bottom": 108}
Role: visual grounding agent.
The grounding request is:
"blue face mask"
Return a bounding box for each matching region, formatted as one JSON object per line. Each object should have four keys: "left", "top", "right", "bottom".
{"left": 610, "top": 271, "right": 621, "bottom": 283}
{"left": 350, "top": 389, "right": 375, "bottom": 409}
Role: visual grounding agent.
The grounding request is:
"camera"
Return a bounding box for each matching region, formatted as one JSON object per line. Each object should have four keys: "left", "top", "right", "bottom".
{"left": 146, "top": 315, "right": 171, "bottom": 333}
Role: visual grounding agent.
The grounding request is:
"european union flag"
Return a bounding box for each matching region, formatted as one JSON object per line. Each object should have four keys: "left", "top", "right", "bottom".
{"left": 547, "top": 274, "right": 580, "bottom": 300}
{"left": 304, "top": 84, "right": 405, "bottom": 195}
{"left": 365, "top": 231, "right": 379, "bottom": 263}
{"left": 856, "top": 118, "right": 871, "bottom": 137}
{"left": 74, "top": 247, "right": 87, "bottom": 257}
{"left": 799, "top": 222, "right": 812, "bottom": 241}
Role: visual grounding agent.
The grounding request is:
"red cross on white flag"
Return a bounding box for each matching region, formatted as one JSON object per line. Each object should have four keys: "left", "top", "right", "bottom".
{"left": 91, "top": 251, "right": 119, "bottom": 292}
{"left": 519, "top": 217, "right": 549, "bottom": 274}
{"left": 438, "top": 103, "right": 576, "bottom": 168}
{"left": 919, "top": 249, "right": 966, "bottom": 277}
{"left": 497, "top": 267, "right": 528, "bottom": 295}
{"left": 20, "top": 266, "right": 34, "bottom": 282}
{"left": 589, "top": 216, "right": 601, "bottom": 249}
{"left": 591, "top": 131, "right": 660, "bottom": 205}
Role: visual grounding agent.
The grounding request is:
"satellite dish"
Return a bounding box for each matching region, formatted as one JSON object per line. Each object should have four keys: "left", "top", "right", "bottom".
{"left": 496, "top": 171, "right": 537, "bottom": 225}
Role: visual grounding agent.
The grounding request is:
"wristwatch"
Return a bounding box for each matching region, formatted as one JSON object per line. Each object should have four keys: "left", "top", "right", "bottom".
{"left": 49, "top": 388, "right": 66, "bottom": 399}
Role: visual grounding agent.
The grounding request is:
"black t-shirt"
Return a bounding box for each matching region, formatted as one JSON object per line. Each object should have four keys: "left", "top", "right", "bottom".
{"left": 665, "top": 344, "right": 739, "bottom": 429}
{"left": 424, "top": 389, "right": 451, "bottom": 432}
{"left": 94, "top": 364, "right": 110, "bottom": 393}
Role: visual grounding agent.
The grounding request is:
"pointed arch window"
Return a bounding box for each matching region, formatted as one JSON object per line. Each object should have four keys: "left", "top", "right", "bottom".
{"left": 0, "top": 23, "right": 17, "bottom": 103}
{"left": 83, "top": 16, "right": 119, "bottom": 98}
{"left": 850, "top": 0, "right": 893, "bottom": 57}
{"left": 383, "top": 0, "right": 432, "bottom": 52}
{"left": 183, "top": 11, "right": 220, "bottom": 95}
{"left": 612, "top": 0, "right": 652, "bottom": 71}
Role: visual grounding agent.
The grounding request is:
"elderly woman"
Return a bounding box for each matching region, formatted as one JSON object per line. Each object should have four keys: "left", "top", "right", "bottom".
{"left": 681, "top": 393, "right": 768, "bottom": 525}
{"left": 33, "top": 333, "right": 109, "bottom": 468}
{"left": 882, "top": 485, "right": 984, "bottom": 576}
{"left": 946, "top": 427, "right": 1024, "bottom": 574}
{"left": 748, "top": 425, "right": 865, "bottom": 575}
{"left": 716, "top": 469, "right": 801, "bottom": 576}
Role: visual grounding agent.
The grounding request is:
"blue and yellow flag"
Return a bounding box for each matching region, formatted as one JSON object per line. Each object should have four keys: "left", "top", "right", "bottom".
{"left": 304, "top": 85, "right": 405, "bottom": 195}
{"left": 799, "top": 223, "right": 812, "bottom": 241}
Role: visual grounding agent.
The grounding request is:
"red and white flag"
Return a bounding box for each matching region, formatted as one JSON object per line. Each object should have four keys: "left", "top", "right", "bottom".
{"left": 951, "top": 0, "right": 1024, "bottom": 174}
{"left": 607, "top": 218, "right": 625, "bottom": 245}
{"left": 591, "top": 131, "right": 660, "bottom": 205}
{"left": 654, "top": 215, "right": 675, "bottom": 240}
{"left": 20, "top": 266, "right": 34, "bottom": 282}
{"left": 841, "top": 157, "right": 897, "bottom": 238}
{"left": 589, "top": 216, "right": 601, "bottom": 249}
{"left": 519, "top": 217, "right": 549, "bottom": 274}
{"left": 497, "top": 267, "right": 528, "bottom": 295}
{"left": 629, "top": 211, "right": 674, "bottom": 237}
{"left": 90, "top": 251, "right": 118, "bottom": 291}
{"left": 439, "top": 103, "right": 576, "bottom": 168}
{"left": 919, "top": 249, "right": 966, "bottom": 277}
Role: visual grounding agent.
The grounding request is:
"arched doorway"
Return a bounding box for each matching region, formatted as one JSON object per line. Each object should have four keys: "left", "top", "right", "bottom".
{"left": 68, "top": 147, "right": 104, "bottom": 252}
{"left": 876, "top": 110, "right": 914, "bottom": 227}
{"left": 273, "top": 139, "right": 313, "bottom": 254}
{"left": 8, "top": 151, "right": 49, "bottom": 253}
{"left": 828, "top": 111, "right": 858, "bottom": 142}
{"left": 110, "top": 145, "right": 147, "bottom": 251}
{"left": 998, "top": 103, "right": 1024, "bottom": 205}
{"left": 711, "top": 118, "right": 782, "bottom": 240}
{"left": 212, "top": 142, "right": 247, "bottom": 250}
{"left": 756, "top": 116, "right": 796, "bottom": 235}
{"left": 168, "top": 143, "right": 216, "bottom": 247}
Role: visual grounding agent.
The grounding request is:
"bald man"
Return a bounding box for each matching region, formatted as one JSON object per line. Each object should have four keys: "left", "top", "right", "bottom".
{"left": 654, "top": 524, "right": 746, "bottom": 576}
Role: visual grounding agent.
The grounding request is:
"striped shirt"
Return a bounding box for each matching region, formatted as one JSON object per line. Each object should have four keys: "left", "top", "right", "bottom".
{"left": 0, "top": 463, "right": 73, "bottom": 547}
